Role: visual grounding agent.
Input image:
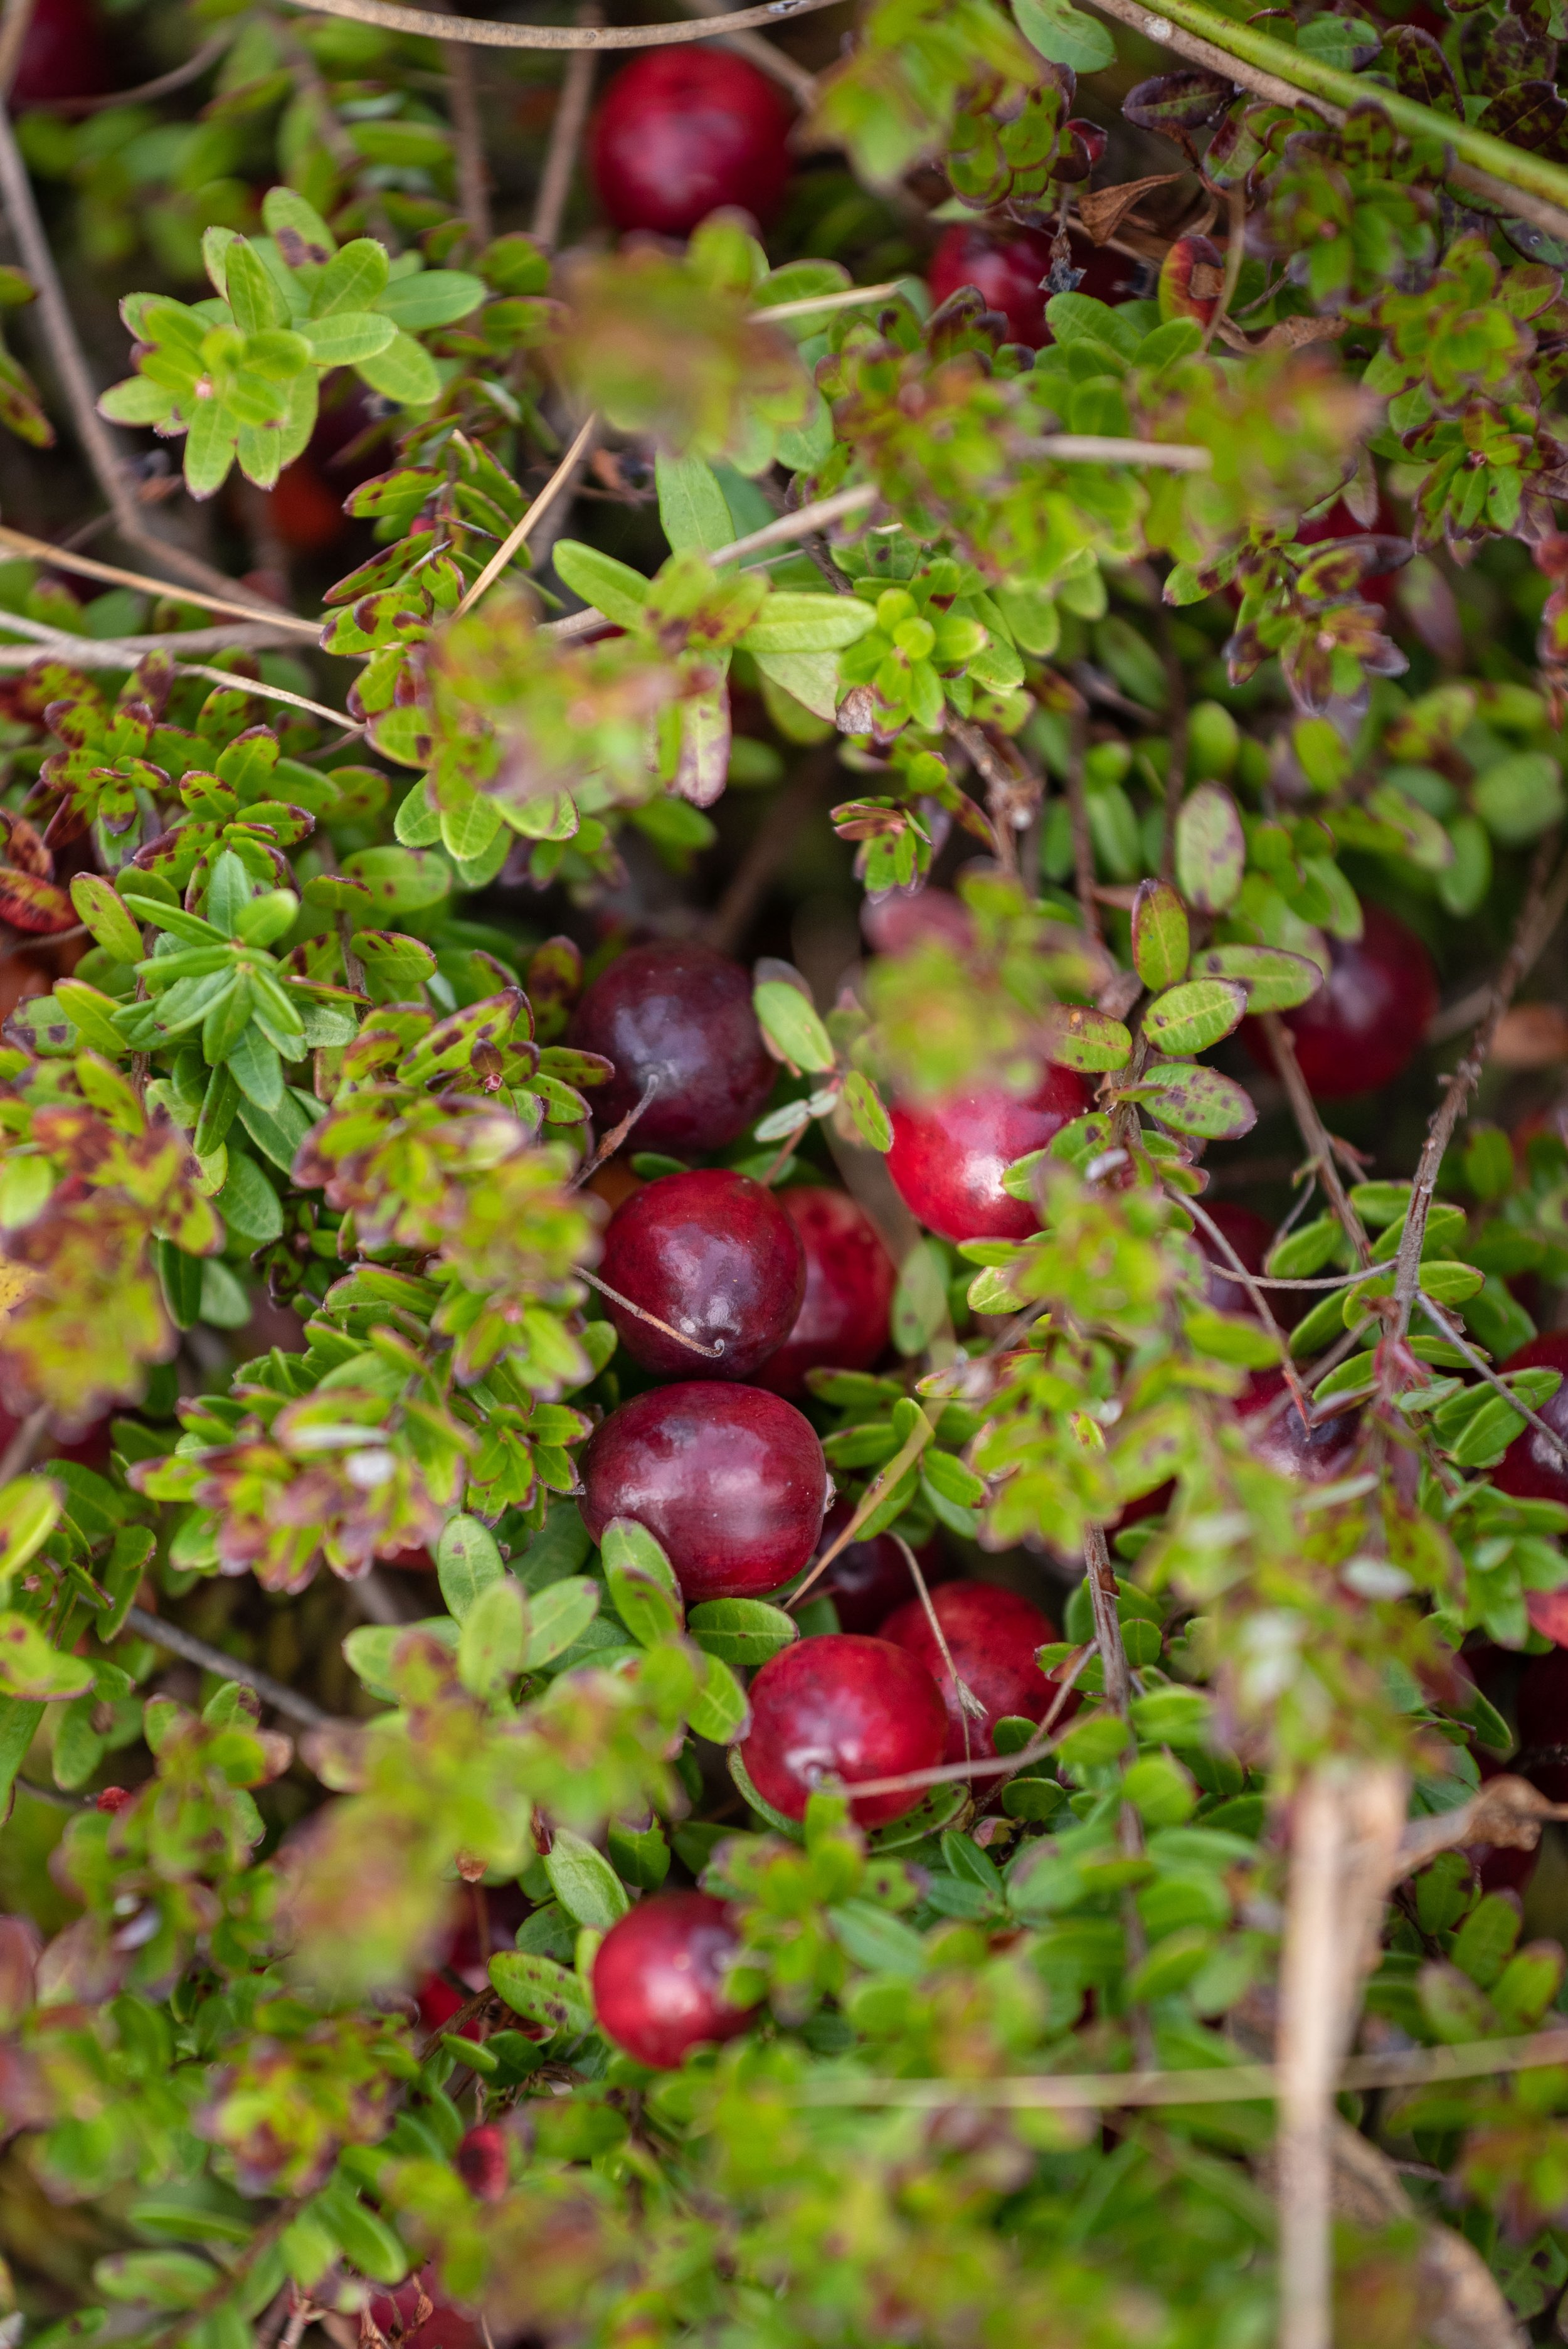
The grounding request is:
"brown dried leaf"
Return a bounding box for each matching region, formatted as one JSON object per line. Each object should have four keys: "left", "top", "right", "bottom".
{"left": 1491, "top": 1003, "right": 1568, "bottom": 1068}
{"left": 1076, "top": 172, "right": 1185, "bottom": 245}
{"left": 1261, "top": 315, "right": 1349, "bottom": 351}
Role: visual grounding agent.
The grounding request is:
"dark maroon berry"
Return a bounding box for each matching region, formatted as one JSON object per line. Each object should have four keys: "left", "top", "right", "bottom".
{"left": 11, "top": 0, "right": 107, "bottom": 106}
{"left": 568, "top": 941, "right": 775, "bottom": 1157}
{"left": 1243, "top": 901, "right": 1437, "bottom": 1100}
{"left": 862, "top": 886, "right": 975, "bottom": 957}
{"left": 878, "top": 1581, "right": 1071, "bottom": 1764}
{"left": 580, "top": 1381, "right": 830, "bottom": 1600}
{"left": 455, "top": 2123, "right": 509, "bottom": 2202}
{"left": 886, "top": 1070, "right": 1092, "bottom": 1244}
{"left": 1236, "top": 1369, "right": 1360, "bottom": 1483}
{"left": 1491, "top": 1332, "right": 1568, "bottom": 1507}
{"left": 598, "top": 1169, "right": 805, "bottom": 1379}
{"left": 739, "top": 1633, "right": 948, "bottom": 1826}
{"left": 1517, "top": 1645, "right": 1568, "bottom": 1753}
{"left": 590, "top": 49, "right": 793, "bottom": 239}
{"left": 808, "top": 1501, "right": 950, "bottom": 1634}
{"left": 593, "top": 1890, "right": 758, "bottom": 2069}
{"left": 752, "top": 1187, "right": 895, "bottom": 1397}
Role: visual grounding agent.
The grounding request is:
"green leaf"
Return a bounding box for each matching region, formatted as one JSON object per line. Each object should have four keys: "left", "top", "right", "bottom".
{"left": 738, "top": 595, "right": 876, "bottom": 655}
{"left": 601, "top": 1516, "right": 684, "bottom": 1645}
{"left": 354, "top": 327, "right": 440, "bottom": 406}
{"left": 1175, "top": 783, "right": 1245, "bottom": 914}
{"left": 1189, "top": 945, "right": 1322, "bottom": 1014}
{"left": 69, "top": 872, "right": 143, "bottom": 964}
{"left": 0, "top": 1611, "right": 95, "bottom": 1700}
{"left": 457, "top": 1576, "right": 526, "bottom": 1697}
{"left": 94, "top": 2251, "right": 216, "bottom": 2309}
{"left": 1119, "top": 1061, "right": 1257, "bottom": 1140}
{"left": 311, "top": 237, "right": 391, "bottom": 317}
{"left": 183, "top": 400, "right": 237, "bottom": 501}
{"left": 753, "top": 977, "right": 835, "bottom": 1073}
{"left": 687, "top": 1598, "right": 798, "bottom": 1666}
{"left": 552, "top": 541, "right": 650, "bottom": 628}
{"left": 827, "top": 1897, "right": 928, "bottom": 1978}
{"left": 1473, "top": 751, "right": 1565, "bottom": 844}
{"left": 374, "top": 268, "right": 486, "bottom": 331}
{"left": 523, "top": 1576, "right": 600, "bottom": 1668}
{"left": 842, "top": 1069, "right": 893, "bottom": 1151}
{"left": 543, "top": 1825, "right": 631, "bottom": 1927}
{"left": 655, "top": 452, "right": 734, "bottom": 553}
{"left": 262, "top": 184, "right": 337, "bottom": 263}
{"left": 489, "top": 1948, "right": 595, "bottom": 2035}
{"left": 687, "top": 1650, "right": 752, "bottom": 1744}
{"left": 1014, "top": 0, "right": 1115, "bottom": 66}
{"left": 1131, "top": 879, "right": 1189, "bottom": 992}
{"left": 437, "top": 1514, "right": 506, "bottom": 1621}
{"left": 1142, "top": 978, "right": 1248, "bottom": 1058}
{"left": 299, "top": 312, "right": 397, "bottom": 367}
{"left": 0, "top": 1475, "right": 62, "bottom": 1592}
{"left": 1041, "top": 1005, "right": 1133, "bottom": 1072}
{"left": 224, "top": 242, "right": 285, "bottom": 336}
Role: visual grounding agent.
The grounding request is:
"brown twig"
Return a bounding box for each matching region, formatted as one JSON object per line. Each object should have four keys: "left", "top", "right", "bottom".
{"left": 826, "top": 1642, "right": 1093, "bottom": 1799}
{"left": 577, "top": 1266, "right": 726, "bottom": 1359}
{"left": 1391, "top": 834, "right": 1562, "bottom": 1340}
{"left": 568, "top": 1073, "right": 660, "bottom": 1189}
{"left": 673, "top": 0, "right": 818, "bottom": 103}
{"left": 788, "top": 1409, "right": 937, "bottom": 1611}
{"left": 0, "top": 0, "right": 37, "bottom": 93}
{"left": 0, "top": 524, "right": 323, "bottom": 635}
{"left": 455, "top": 412, "right": 598, "bottom": 615}
{"left": 1200, "top": 181, "right": 1248, "bottom": 358}
{"left": 531, "top": 2, "right": 600, "bottom": 250}
{"left": 1260, "top": 1012, "right": 1371, "bottom": 1268}
{"left": 1416, "top": 1295, "right": 1568, "bottom": 1473}
{"left": 124, "top": 1604, "right": 332, "bottom": 1728}
{"left": 31, "top": 27, "right": 231, "bottom": 112}
{"left": 0, "top": 1404, "right": 49, "bottom": 1485}
{"left": 894, "top": 1533, "right": 986, "bottom": 1763}
{"left": 946, "top": 716, "right": 1024, "bottom": 877}
{"left": 443, "top": 30, "right": 492, "bottom": 245}
{"left": 1185, "top": 1194, "right": 1311, "bottom": 1418}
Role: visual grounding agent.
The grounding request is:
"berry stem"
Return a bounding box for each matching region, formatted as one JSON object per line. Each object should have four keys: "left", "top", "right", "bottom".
{"left": 577, "top": 1267, "right": 726, "bottom": 1359}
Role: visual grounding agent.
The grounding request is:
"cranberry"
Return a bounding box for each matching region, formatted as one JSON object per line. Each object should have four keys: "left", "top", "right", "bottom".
{"left": 568, "top": 940, "right": 775, "bottom": 1157}
{"left": 1490, "top": 1333, "right": 1568, "bottom": 1507}
{"left": 928, "top": 225, "right": 1055, "bottom": 346}
{"left": 267, "top": 457, "right": 349, "bottom": 555}
{"left": 878, "top": 1581, "right": 1069, "bottom": 1763}
{"left": 592, "top": 1889, "right": 758, "bottom": 2068}
{"left": 415, "top": 1973, "right": 482, "bottom": 2040}
{"left": 580, "top": 1381, "right": 830, "bottom": 1600}
{"left": 1518, "top": 1645, "right": 1568, "bottom": 1753}
{"left": 886, "top": 1069, "right": 1092, "bottom": 1244}
{"left": 862, "top": 886, "right": 975, "bottom": 957}
{"left": 590, "top": 49, "right": 793, "bottom": 239}
{"left": 808, "top": 1501, "right": 950, "bottom": 1633}
{"left": 1243, "top": 902, "right": 1437, "bottom": 1101}
{"left": 11, "top": 0, "right": 107, "bottom": 106}
{"left": 369, "top": 2272, "right": 483, "bottom": 2349}
{"left": 752, "top": 1187, "right": 895, "bottom": 1397}
{"left": 1236, "top": 1369, "right": 1360, "bottom": 1483}
{"left": 455, "top": 2123, "right": 509, "bottom": 2202}
{"left": 739, "top": 1633, "right": 948, "bottom": 1826}
{"left": 598, "top": 1169, "right": 805, "bottom": 1379}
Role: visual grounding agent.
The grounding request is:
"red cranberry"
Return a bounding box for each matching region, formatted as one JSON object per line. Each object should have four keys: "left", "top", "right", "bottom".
{"left": 1491, "top": 1333, "right": 1568, "bottom": 1507}
{"left": 886, "top": 1069, "right": 1092, "bottom": 1243}
{"left": 809, "top": 1501, "right": 950, "bottom": 1633}
{"left": 580, "top": 1381, "right": 830, "bottom": 1600}
{"left": 1236, "top": 1369, "right": 1360, "bottom": 1483}
{"left": 11, "top": 0, "right": 107, "bottom": 105}
{"left": 862, "top": 886, "right": 975, "bottom": 957}
{"left": 752, "top": 1187, "right": 894, "bottom": 1397}
{"left": 369, "top": 2272, "right": 482, "bottom": 2349}
{"left": 593, "top": 1889, "right": 758, "bottom": 2068}
{"left": 878, "top": 1581, "right": 1069, "bottom": 1763}
{"left": 568, "top": 940, "right": 775, "bottom": 1157}
{"left": 590, "top": 49, "right": 793, "bottom": 239}
{"left": 383, "top": 1544, "right": 438, "bottom": 1572}
{"left": 267, "top": 457, "right": 349, "bottom": 555}
{"left": 739, "top": 1633, "right": 948, "bottom": 1826}
{"left": 415, "top": 1973, "right": 482, "bottom": 2040}
{"left": 1243, "top": 901, "right": 1436, "bottom": 1101}
{"left": 928, "top": 225, "right": 1055, "bottom": 346}
{"left": 598, "top": 1169, "right": 805, "bottom": 1380}
{"left": 455, "top": 2123, "right": 509, "bottom": 2202}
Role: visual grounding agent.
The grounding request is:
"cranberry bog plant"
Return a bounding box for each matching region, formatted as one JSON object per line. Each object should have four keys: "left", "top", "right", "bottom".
{"left": 8, "top": 0, "right": 1568, "bottom": 2341}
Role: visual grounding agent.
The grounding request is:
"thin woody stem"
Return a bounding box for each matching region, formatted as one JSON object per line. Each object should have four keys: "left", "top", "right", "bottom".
{"left": 531, "top": 3, "right": 601, "bottom": 250}
{"left": 1261, "top": 1012, "right": 1372, "bottom": 1268}
{"left": 577, "top": 1268, "right": 726, "bottom": 1360}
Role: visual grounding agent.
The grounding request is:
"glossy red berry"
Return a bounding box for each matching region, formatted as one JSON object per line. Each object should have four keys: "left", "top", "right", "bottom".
{"left": 1490, "top": 1332, "right": 1568, "bottom": 1506}
{"left": 593, "top": 1890, "right": 758, "bottom": 2069}
{"left": 752, "top": 1186, "right": 895, "bottom": 1397}
{"left": 739, "top": 1633, "right": 948, "bottom": 1825}
{"left": 11, "top": 0, "right": 107, "bottom": 106}
{"left": 455, "top": 2123, "right": 509, "bottom": 2202}
{"left": 568, "top": 940, "right": 775, "bottom": 1157}
{"left": 808, "top": 1501, "right": 950, "bottom": 1633}
{"left": 1236, "top": 1369, "right": 1360, "bottom": 1483}
{"left": 1244, "top": 902, "right": 1437, "bottom": 1100}
{"left": 928, "top": 225, "right": 1055, "bottom": 347}
{"left": 886, "top": 1069, "right": 1093, "bottom": 1243}
{"left": 598, "top": 1169, "right": 805, "bottom": 1379}
{"left": 590, "top": 50, "right": 793, "bottom": 240}
{"left": 580, "top": 1381, "right": 830, "bottom": 1600}
{"left": 879, "top": 1581, "right": 1069, "bottom": 1763}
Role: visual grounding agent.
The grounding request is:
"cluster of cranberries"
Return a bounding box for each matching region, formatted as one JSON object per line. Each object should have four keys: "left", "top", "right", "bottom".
{"left": 561, "top": 939, "right": 1083, "bottom": 2067}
